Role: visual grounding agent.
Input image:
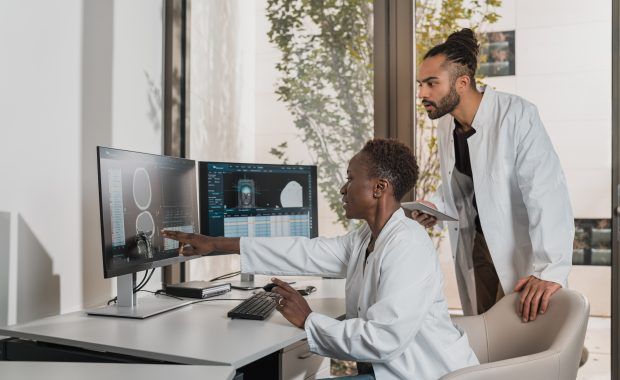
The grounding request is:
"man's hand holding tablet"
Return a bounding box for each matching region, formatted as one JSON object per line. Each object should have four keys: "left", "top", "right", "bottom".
{"left": 403, "top": 200, "right": 458, "bottom": 228}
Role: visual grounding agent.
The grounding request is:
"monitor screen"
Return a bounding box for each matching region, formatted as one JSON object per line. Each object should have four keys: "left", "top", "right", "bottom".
{"left": 97, "top": 147, "right": 199, "bottom": 278}
{"left": 200, "top": 162, "right": 318, "bottom": 240}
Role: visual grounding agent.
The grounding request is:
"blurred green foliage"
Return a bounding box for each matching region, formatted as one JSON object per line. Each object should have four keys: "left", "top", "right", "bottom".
{"left": 266, "top": 0, "right": 501, "bottom": 229}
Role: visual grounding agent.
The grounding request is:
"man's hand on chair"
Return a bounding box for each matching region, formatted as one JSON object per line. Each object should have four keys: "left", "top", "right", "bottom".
{"left": 514, "top": 276, "right": 561, "bottom": 323}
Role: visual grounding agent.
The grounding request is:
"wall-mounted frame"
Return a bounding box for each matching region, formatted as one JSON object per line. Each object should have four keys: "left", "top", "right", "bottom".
{"left": 573, "top": 219, "right": 612, "bottom": 266}
{"left": 478, "top": 30, "right": 515, "bottom": 77}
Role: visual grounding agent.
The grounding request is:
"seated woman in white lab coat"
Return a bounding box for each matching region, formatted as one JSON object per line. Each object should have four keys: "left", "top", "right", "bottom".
{"left": 162, "top": 138, "right": 478, "bottom": 380}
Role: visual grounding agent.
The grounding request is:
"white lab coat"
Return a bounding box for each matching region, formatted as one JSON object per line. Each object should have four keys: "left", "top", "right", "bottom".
{"left": 240, "top": 209, "right": 479, "bottom": 379}
{"left": 431, "top": 87, "right": 574, "bottom": 315}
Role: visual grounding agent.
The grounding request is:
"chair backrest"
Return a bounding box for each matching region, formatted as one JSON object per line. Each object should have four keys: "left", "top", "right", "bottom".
{"left": 451, "top": 289, "right": 589, "bottom": 379}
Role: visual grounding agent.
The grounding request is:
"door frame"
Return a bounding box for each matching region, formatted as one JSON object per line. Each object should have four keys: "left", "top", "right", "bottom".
{"left": 611, "top": 0, "right": 619, "bottom": 376}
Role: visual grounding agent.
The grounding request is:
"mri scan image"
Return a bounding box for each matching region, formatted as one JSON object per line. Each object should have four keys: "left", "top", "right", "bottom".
{"left": 280, "top": 181, "right": 303, "bottom": 208}
{"left": 133, "top": 168, "right": 154, "bottom": 258}
{"left": 237, "top": 179, "right": 256, "bottom": 208}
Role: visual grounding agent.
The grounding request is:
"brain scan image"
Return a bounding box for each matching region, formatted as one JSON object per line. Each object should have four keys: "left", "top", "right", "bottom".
{"left": 133, "top": 168, "right": 154, "bottom": 259}
{"left": 132, "top": 168, "right": 152, "bottom": 211}
{"left": 280, "top": 181, "right": 303, "bottom": 208}
{"left": 135, "top": 231, "right": 153, "bottom": 259}
{"left": 136, "top": 211, "right": 155, "bottom": 236}
{"left": 135, "top": 211, "right": 155, "bottom": 258}
{"left": 237, "top": 179, "right": 255, "bottom": 208}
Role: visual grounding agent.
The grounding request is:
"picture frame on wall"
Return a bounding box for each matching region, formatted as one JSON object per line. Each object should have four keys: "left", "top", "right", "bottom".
{"left": 573, "top": 218, "right": 612, "bottom": 266}
{"left": 478, "top": 30, "right": 515, "bottom": 77}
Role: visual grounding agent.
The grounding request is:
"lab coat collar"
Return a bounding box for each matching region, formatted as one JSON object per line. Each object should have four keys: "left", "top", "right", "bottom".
{"left": 469, "top": 86, "right": 496, "bottom": 132}
{"left": 371, "top": 208, "right": 406, "bottom": 247}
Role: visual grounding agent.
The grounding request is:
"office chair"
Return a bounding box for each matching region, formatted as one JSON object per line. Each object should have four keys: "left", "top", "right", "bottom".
{"left": 441, "top": 289, "right": 589, "bottom": 380}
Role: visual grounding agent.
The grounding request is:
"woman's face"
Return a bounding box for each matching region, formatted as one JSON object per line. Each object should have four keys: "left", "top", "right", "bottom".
{"left": 340, "top": 153, "right": 376, "bottom": 220}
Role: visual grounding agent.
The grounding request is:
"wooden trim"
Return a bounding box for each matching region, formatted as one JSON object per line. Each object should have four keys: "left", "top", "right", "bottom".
{"left": 374, "top": 0, "right": 389, "bottom": 139}
{"left": 164, "top": 0, "right": 187, "bottom": 159}
{"left": 163, "top": 0, "right": 188, "bottom": 285}
{"left": 612, "top": 0, "right": 619, "bottom": 376}
{"left": 374, "top": 0, "right": 415, "bottom": 200}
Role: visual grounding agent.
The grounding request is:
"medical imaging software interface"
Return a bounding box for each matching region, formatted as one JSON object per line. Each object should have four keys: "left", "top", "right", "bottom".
{"left": 201, "top": 162, "right": 317, "bottom": 239}
{"left": 98, "top": 147, "right": 199, "bottom": 277}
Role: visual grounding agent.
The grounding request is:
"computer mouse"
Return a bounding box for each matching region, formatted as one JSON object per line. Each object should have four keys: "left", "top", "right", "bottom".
{"left": 298, "top": 286, "right": 316, "bottom": 296}
{"left": 263, "top": 283, "right": 278, "bottom": 292}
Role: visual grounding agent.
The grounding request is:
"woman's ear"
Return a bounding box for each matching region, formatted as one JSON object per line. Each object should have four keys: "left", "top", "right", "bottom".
{"left": 373, "top": 179, "right": 389, "bottom": 198}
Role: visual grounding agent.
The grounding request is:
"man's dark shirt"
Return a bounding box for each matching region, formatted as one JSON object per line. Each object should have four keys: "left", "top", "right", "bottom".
{"left": 453, "top": 120, "right": 483, "bottom": 233}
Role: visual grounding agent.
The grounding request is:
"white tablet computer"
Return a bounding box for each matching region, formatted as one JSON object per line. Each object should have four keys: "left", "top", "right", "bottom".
{"left": 401, "top": 201, "right": 458, "bottom": 222}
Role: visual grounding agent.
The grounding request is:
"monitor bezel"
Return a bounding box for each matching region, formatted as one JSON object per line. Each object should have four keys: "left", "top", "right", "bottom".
{"left": 97, "top": 146, "right": 202, "bottom": 279}
{"left": 199, "top": 160, "right": 319, "bottom": 241}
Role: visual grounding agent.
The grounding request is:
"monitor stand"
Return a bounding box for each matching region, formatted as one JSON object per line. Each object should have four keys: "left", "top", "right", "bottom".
{"left": 85, "top": 273, "right": 193, "bottom": 319}
{"left": 229, "top": 273, "right": 267, "bottom": 290}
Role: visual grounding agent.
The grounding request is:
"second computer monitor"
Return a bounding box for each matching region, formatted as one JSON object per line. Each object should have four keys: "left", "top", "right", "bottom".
{"left": 200, "top": 162, "right": 318, "bottom": 239}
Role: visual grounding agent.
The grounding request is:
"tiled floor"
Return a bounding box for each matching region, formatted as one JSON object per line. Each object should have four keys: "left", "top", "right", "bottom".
{"left": 578, "top": 316, "right": 611, "bottom": 380}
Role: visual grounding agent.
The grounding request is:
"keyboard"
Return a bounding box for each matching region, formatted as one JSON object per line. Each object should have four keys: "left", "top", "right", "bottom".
{"left": 227, "top": 292, "right": 279, "bottom": 320}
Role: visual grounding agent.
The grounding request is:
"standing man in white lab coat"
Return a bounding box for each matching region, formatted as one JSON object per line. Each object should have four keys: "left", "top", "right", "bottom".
{"left": 413, "top": 29, "right": 574, "bottom": 322}
{"left": 163, "top": 138, "right": 479, "bottom": 379}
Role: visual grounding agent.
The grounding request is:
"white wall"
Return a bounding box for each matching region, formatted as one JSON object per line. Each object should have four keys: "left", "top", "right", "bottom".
{"left": 481, "top": 0, "right": 611, "bottom": 219}
{"left": 111, "top": 1, "right": 164, "bottom": 153}
{"left": 0, "top": 0, "right": 164, "bottom": 323}
{"left": 0, "top": 0, "right": 83, "bottom": 322}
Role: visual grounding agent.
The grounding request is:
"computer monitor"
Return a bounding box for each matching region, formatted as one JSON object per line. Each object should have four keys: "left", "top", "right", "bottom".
{"left": 88, "top": 147, "right": 201, "bottom": 318}
{"left": 199, "top": 161, "right": 318, "bottom": 288}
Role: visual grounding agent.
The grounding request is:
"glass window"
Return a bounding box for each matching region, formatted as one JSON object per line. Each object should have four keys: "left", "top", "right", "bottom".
{"left": 189, "top": 0, "right": 373, "bottom": 237}
{"left": 187, "top": 1, "right": 374, "bottom": 295}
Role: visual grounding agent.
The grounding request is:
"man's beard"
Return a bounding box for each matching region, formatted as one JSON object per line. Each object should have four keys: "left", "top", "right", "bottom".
{"left": 423, "top": 85, "right": 460, "bottom": 120}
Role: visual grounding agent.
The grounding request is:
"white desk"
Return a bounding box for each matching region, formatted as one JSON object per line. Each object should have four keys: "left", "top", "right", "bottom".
{"left": 0, "top": 277, "right": 345, "bottom": 375}
{"left": 0, "top": 361, "right": 236, "bottom": 380}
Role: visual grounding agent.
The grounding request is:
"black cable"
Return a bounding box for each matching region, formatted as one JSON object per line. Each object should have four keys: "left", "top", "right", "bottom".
{"left": 140, "top": 289, "right": 184, "bottom": 300}
{"left": 106, "top": 269, "right": 157, "bottom": 305}
{"left": 107, "top": 268, "right": 242, "bottom": 306}
{"left": 209, "top": 271, "right": 241, "bottom": 282}
{"left": 107, "top": 289, "right": 244, "bottom": 305}
{"left": 134, "top": 270, "right": 149, "bottom": 290}
{"left": 134, "top": 269, "right": 156, "bottom": 292}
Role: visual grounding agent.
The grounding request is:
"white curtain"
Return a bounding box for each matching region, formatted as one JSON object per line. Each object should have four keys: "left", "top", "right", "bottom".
{"left": 189, "top": 0, "right": 256, "bottom": 162}
{"left": 188, "top": 0, "right": 256, "bottom": 281}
